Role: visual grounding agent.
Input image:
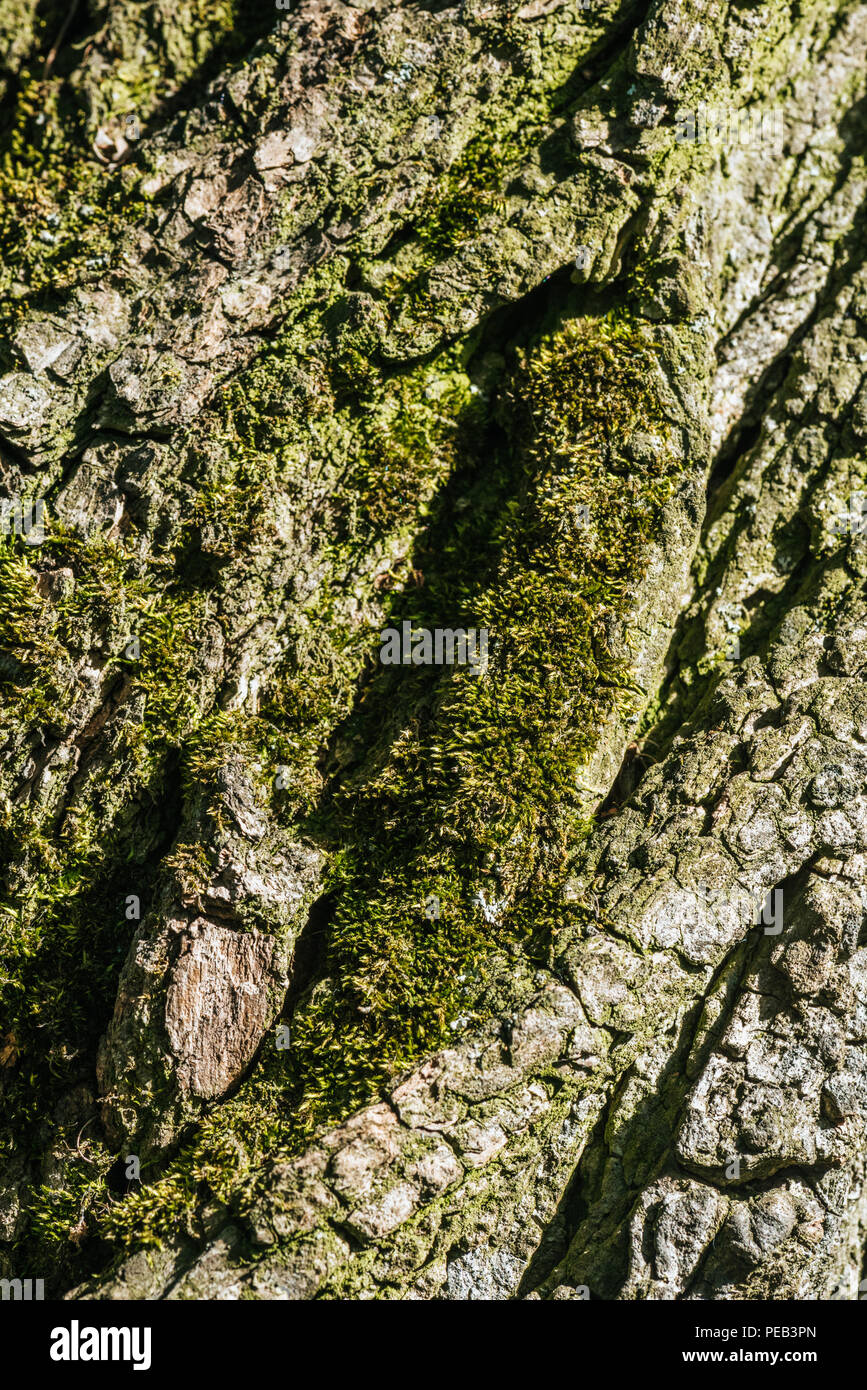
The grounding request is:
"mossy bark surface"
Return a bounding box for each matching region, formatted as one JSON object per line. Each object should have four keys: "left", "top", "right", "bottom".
{"left": 1, "top": 0, "right": 867, "bottom": 1300}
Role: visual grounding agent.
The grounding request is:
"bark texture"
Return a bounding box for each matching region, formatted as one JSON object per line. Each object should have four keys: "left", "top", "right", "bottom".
{"left": 1, "top": 0, "right": 867, "bottom": 1301}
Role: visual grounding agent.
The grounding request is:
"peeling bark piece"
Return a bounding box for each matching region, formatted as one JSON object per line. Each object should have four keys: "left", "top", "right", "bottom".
{"left": 96, "top": 765, "right": 323, "bottom": 1157}
{"left": 164, "top": 919, "right": 278, "bottom": 1099}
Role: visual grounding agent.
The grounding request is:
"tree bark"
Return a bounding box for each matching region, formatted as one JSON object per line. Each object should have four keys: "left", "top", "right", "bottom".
{"left": 1, "top": 0, "right": 867, "bottom": 1301}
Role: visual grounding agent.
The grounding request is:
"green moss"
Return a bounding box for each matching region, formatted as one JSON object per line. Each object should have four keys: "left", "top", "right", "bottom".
{"left": 97, "top": 310, "right": 684, "bottom": 1257}
{"left": 0, "top": 0, "right": 279, "bottom": 344}
{"left": 280, "top": 314, "right": 679, "bottom": 1117}
{"left": 25, "top": 1151, "right": 113, "bottom": 1262}
{"left": 0, "top": 539, "right": 65, "bottom": 724}
{"left": 3, "top": 0, "right": 853, "bottom": 1296}
{"left": 0, "top": 526, "right": 214, "bottom": 1286}
{"left": 0, "top": 74, "right": 147, "bottom": 342}
{"left": 0, "top": 319, "right": 483, "bottom": 1275}
{"left": 2, "top": 1, "right": 699, "bottom": 1276}
{"left": 377, "top": 135, "right": 511, "bottom": 297}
